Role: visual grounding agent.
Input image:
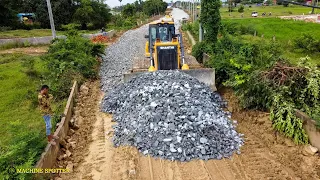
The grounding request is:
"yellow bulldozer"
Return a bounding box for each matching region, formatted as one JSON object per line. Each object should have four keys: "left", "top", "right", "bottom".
{"left": 123, "top": 16, "right": 216, "bottom": 90}
{"left": 144, "top": 15, "right": 190, "bottom": 71}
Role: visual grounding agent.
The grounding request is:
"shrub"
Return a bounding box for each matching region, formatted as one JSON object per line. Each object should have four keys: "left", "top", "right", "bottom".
{"left": 0, "top": 26, "right": 12, "bottom": 31}
{"left": 221, "top": 21, "right": 256, "bottom": 36}
{"left": 61, "top": 23, "right": 81, "bottom": 31}
{"left": 208, "top": 35, "right": 319, "bottom": 143}
{"left": 238, "top": 5, "right": 245, "bottom": 13}
{"left": 293, "top": 33, "right": 320, "bottom": 53}
{"left": 192, "top": 41, "right": 210, "bottom": 63}
{"left": 42, "top": 31, "right": 105, "bottom": 99}
{"left": 21, "top": 56, "right": 39, "bottom": 79}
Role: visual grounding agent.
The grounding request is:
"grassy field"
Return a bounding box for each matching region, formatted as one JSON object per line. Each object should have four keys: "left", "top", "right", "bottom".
{"left": 222, "top": 18, "right": 320, "bottom": 42}
{"left": 220, "top": 5, "right": 319, "bottom": 19}
{"left": 0, "top": 29, "right": 101, "bottom": 39}
{"left": 0, "top": 53, "right": 65, "bottom": 179}
{"left": 222, "top": 18, "right": 320, "bottom": 65}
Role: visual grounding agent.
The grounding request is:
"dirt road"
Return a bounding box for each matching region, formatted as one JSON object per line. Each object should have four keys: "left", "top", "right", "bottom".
{"left": 55, "top": 8, "right": 320, "bottom": 180}
{"left": 56, "top": 83, "right": 320, "bottom": 180}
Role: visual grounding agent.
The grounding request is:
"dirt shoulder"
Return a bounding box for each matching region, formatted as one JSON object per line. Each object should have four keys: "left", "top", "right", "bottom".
{"left": 220, "top": 88, "right": 320, "bottom": 180}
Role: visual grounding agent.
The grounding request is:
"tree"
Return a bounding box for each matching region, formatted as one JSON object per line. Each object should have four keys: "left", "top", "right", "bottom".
{"left": 200, "top": 0, "right": 221, "bottom": 47}
{"left": 143, "top": 0, "right": 167, "bottom": 16}
{"left": 0, "top": 0, "right": 18, "bottom": 27}
{"left": 73, "top": 0, "right": 94, "bottom": 29}
{"left": 51, "top": 0, "right": 75, "bottom": 28}
{"left": 73, "top": 0, "right": 111, "bottom": 29}
{"left": 90, "top": 1, "right": 112, "bottom": 29}
{"left": 251, "top": 0, "right": 264, "bottom": 3}
{"left": 20, "top": 0, "right": 75, "bottom": 28}
{"left": 122, "top": 4, "right": 136, "bottom": 18}
{"left": 228, "top": 0, "right": 234, "bottom": 12}
{"left": 234, "top": 0, "right": 241, "bottom": 7}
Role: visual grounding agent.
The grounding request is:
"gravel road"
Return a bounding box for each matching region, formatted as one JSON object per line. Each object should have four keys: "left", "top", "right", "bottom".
{"left": 58, "top": 8, "right": 320, "bottom": 180}
{"left": 100, "top": 8, "right": 190, "bottom": 92}
{"left": 100, "top": 25, "right": 148, "bottom": 92}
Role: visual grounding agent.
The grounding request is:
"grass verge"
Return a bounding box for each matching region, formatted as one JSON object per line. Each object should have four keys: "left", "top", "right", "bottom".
{"left": 0, "top": 29, "right": 101, "bottom": 39}
{"left": 0, "top": 53, "right": 66, "bottom": 179}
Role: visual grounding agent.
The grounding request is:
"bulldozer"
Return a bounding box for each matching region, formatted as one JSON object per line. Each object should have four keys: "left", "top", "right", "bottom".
{"left": 123, "top": 16, "right": 216, "bottom": 90}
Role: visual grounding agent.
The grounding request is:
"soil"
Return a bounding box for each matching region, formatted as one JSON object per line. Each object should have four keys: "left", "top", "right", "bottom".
{"left": 55, "top": 84, "right": 320, "bottom": 180}
{"left": 53, "top": 17, "right": 320, "bottom": 180}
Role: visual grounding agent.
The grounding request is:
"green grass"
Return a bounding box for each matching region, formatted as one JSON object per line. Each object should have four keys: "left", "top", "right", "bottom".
{"left": 223, "top": 18, "right": 320, "bottom": 41}
{"left": 222, "top": 18, "right": 320, "bottom": 65}
{"left": 0, "top": 29, "right": 101, "bottom": 39}
{"left": 0, "top": 54, "right": 66, "bottom": 179}
{"left": 220, "top": 5, "right": 319, "bottom": 19}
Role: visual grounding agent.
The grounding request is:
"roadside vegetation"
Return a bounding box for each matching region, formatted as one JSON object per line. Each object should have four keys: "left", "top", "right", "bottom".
{"left": 0, "top": 0, "right": 168, "bottom": 37}
{"left": 0, "top": 29, "right": 100, "bottom": 39}
{"left": 183, "top": 1, "right": 320, "bottom": 144}
{"left": 0, "top": 53, "right": 65, "bottom": 179}
{"left": 0, "top": 0, "right": 169, "bottom": 178}
{"left": 0, "top": 31, "right": 105, "bottom": 179}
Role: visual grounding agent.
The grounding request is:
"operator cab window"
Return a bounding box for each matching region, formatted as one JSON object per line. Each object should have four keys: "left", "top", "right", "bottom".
{"left": 159, "top": 27, "right": 169, "bottom": 42}
{"left": 150, "top": 27, "right": 157, "bottom": 44}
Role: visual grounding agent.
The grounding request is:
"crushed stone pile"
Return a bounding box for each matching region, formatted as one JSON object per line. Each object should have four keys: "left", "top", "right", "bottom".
{"left": 101, "top": 70, "right": 244, "bottom": 161}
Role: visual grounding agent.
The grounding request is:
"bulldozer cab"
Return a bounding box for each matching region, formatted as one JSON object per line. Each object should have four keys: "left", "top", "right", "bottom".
{"left": 146, "top": 22, "right": 181, "bottom": 70}
{"left": 126, "top": 18, "right": 217, "bottom": 90}
{"left": 148, "top": 24, "right": 175, "bottom": 44}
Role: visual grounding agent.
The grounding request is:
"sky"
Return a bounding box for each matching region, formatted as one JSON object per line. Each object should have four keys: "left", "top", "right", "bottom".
{"left": 106, "top": 0, "right": 173, "bottom": 8}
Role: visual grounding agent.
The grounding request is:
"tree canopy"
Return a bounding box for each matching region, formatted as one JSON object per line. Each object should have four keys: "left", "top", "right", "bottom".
{"left": 201, "top": 0, "right": 221, "bottom": 46}
{"left": 0, "top": 0, "right": 111, "bottom": 30}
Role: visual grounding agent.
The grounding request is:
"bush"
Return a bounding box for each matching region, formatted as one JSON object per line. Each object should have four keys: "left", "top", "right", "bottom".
{"left": 221, "top": 21, "right": 256, "bottom": 36}
{"left": 42, "top": 31, "right": 105, "bottom": 99}
{"left": 293, "top": 33, "right": 320, "bottom": 53}
{"left": 61, "top": 23, "right": 81, "bottom": 31}
{"left": 192, "top": 41, "right": 210, "bottom": 63}
{"left": 14, "top": 22, "right": 41, "bottom": 30}
{"left": 207, "top": 34, "right": 319, "bottom": 143}
{"left": 0, "top": 26, "right": 12, "bottom": 31}
{"left": 238, "top": 5, "right": 245, "bottom": 13}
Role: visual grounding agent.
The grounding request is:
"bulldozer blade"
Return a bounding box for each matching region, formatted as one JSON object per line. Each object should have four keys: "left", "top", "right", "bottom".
{"left": 123, "top": 68, "right": 216, "bottom": 91}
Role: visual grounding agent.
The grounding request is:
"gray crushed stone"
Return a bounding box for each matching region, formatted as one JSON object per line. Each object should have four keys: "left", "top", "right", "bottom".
{"left": 100, "top": 25, "right": 148, "bottom": 92}
{"left": 101, "top": 70, "right": 244, "bottom": 161}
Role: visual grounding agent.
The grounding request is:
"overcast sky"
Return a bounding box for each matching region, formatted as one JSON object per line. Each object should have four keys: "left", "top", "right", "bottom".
{"left": 106, "top": 0, "right": 173, "bottom": 8}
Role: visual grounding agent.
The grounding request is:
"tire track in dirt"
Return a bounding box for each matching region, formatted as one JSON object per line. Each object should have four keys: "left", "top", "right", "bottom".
{"left": 56, "top": 83, "right": 320, "bottom": 180}
{"left": 221, "top": 88, "right": 320, "bottom": 180}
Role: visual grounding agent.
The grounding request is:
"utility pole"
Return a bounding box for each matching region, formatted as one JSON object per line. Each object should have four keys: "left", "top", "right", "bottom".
{"left": 191, "top": 0, "right": 193, "bottom": 22}
{"left": 199, "top": 0, "right": 203, "bottom": 42}
{"left": 189, "top": 1, "right": 191, "bottom": 16}
{"left": 45, "top": 0, "right": 56, "bottom": 39}
{"left": 192, "top": 0, "right": 195, "bottom": 22}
